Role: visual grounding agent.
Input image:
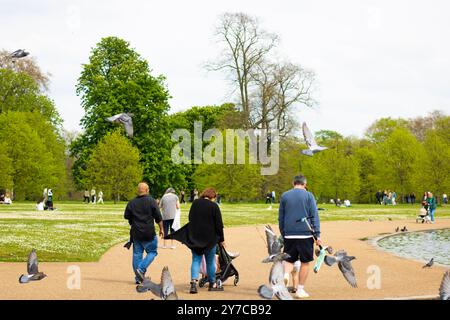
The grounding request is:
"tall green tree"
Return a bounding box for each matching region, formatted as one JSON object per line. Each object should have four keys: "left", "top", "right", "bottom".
{"left": 82, "top": 131, "right": 143, "bottom": 202}
{"left": 71, "top": 36, "right": 172, "bottom": 194}
{"left": 0, "top": 142, "right": 13, "bottom": 190}
{"left": 0, "top": 69, "right": 62, "bottom": 126}
{"left": 0, "top": 112, "right": 66, "bottom": 199}
{"left": 375, "top": 128, "right": 423, "bottom": 200}
{"left": 419, "top": 130, "right": 450, "bottom": 197}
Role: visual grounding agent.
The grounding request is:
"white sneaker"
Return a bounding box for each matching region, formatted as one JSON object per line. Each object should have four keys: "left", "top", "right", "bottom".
{"left": 295, "top": 289, "right": 310, "bottom": 299}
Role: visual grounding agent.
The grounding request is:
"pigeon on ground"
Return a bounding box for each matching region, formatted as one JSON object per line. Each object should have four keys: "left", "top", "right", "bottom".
{"left": 106, "top": 113, "right": 134, "bottom": 138}
{"left": 401, "top": 226, "right": 408, "bottom": 232}
{"left": 19, "top": 249, "right": 47, "bottom": 284}
{"left": 388, "top": 218, "right": 393, "bottom": 221}
{"left": 395, "top": 227, "right": 400, "bottom": 232}
{"left": 301, "top": 122, "right": 328, "bottom": 156}
{"left": 368, "top": 218, "right": 373, "bottom": 222}
{"left": 324, "top": 250, "right": 357, "bottom": 288}
{"left": 258, "top": 253, "right": 293, "bottom": 300}
{"left": 10, "top": 49, "right": 29, "bottom": 59}
{"left": 262, "top": 225, "right": 284, "bottom": 263}
{"left": 439, "top": 271, "right": 450, "bottom": 300}
{"left": 423, "top": 258, "right": 434, "bottom": 269}
{"left": 136, "top": 266, "right": 178, "bottom": 300}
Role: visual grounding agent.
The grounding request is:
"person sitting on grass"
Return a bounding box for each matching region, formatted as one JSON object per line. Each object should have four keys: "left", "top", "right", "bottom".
{"left": 36, "top": 198, "right": 45, "bottom": 211}
{"left": 3, "top": 194, "right": 12, "bottom": 205}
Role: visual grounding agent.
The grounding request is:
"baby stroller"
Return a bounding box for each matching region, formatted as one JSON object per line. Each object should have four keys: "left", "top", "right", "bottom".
{"left": 199, "top": 244, "right": 240, "bottom": 288}
{"left": 416, "top": 201, "right": 431, "bottom": 223}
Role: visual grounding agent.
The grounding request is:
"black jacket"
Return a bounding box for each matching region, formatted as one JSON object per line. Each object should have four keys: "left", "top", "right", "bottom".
{"left": 166, "top": 198, "right": 224, "bottom": 255}
{"left": 124, "top": 195, "right": 162, "bottom": 242}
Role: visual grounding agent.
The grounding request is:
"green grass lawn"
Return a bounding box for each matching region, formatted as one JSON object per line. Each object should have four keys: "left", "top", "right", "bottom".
{"left": 0, "top": 201, "right": 448, "bottom": 262}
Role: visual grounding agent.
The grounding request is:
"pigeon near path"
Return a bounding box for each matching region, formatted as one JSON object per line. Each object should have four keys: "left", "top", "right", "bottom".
{"left": 262, "top": 225, "right": 284, "bottom": 263}
{"left": 106, "top": 113, "right": 134, "bottom": 138}
{"left": 136, "top": 266, "right": 178, "bottom": 300}
{"left": 324, "top": 250, "right": 357, "bottom": 288}
{"left": 258, "top": 253, "right": 293, "bottom": 300}
{"left": 439, "top": 270, "right": 450, "bottom": 300}
{"left": 19, "top": 249, "right": 47, "bottom": 284}
{"left": 423, "top": 258, "right": 434, "bottom": 269}
{"left": 301, "top": 122, "right": 328, "bottom": 156}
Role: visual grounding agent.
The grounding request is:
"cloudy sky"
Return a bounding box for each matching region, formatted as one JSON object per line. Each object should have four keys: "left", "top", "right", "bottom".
{"left": 2, "top": 0, "right": 450, "bottom": 137}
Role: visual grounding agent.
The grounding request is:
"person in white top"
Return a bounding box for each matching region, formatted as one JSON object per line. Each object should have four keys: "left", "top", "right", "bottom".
{"left": 97, "top": 190, "right": 104, "bottom": 204}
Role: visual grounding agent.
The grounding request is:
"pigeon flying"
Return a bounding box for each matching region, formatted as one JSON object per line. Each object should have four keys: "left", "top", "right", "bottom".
{"left": 301, "top": 122, "right": 328, "bottom": 156}
{"left": 423, "top": 258, "right": 434, "bottom": 269}
{"left": 324, "top": 250, "right": 357, "bottom": 288}
{"left": 106, "top": 113, "right": 134, "bottom": 138}
{"left": 137, "top": 266, "right": 178, "bottom": 300}
{"left": 262, "top": 225, "right": 284, "bottom": 263}
{"left": 19, "top": 249, "right": 47, "bottom": 284}
{"left": 439, "top": 270, "right": 450, "bottom": 300}
{"left": 10, "top": 49, "right": 29, "bottom": 59}
{"left": 258, "top": 253, "right": 293, "bottom": 300}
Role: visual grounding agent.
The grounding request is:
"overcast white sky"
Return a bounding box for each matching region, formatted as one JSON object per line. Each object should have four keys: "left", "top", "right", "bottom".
{"left": 2, "top": 0, "right": 450, "bottom": 137}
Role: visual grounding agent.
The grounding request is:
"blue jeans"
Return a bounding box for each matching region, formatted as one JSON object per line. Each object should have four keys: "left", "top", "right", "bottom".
{"left": 429, "top": 208, "right": 435, "bottom": 222}
{"left": 133, "top": 236, "right": 158, "bottom": 276}
{"left": 191, "top": 245, "right": 216, "bottom": 283}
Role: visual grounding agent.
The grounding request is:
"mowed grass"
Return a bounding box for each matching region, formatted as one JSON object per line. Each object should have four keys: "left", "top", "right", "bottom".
{"left": 0, "top": 201, "right": 448, "bottom": 262}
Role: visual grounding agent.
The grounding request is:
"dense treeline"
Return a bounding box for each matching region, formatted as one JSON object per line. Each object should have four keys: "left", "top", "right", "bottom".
{"left": 1, "top": 35, "right": 449, "bottom": 203}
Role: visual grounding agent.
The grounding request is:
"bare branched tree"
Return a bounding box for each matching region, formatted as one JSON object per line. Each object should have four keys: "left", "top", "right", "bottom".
{"left": 207, "top": 13, "right": 279, "bottom": 127}
{"left": 207, "top": 13, "right": 315, "bottom": 136}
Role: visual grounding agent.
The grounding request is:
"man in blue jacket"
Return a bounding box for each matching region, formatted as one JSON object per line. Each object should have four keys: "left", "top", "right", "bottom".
{"left": 279, "top": 175, "right": 322, "bottom": 299}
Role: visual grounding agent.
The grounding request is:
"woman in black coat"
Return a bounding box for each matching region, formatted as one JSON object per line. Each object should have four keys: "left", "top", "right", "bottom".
{"left": 187, "top": 188, "right": 225, "bottom": 293}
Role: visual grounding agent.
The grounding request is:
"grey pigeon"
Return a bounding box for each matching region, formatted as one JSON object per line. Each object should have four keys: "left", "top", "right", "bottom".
{"left": 439, "top": 270, "right": 450, "bottom": 300}
{"left": 262, "top": 225, "right": 284, "bottom": 263}
{"left": 106, "top": 113, "right": 134, "bottom": 138}
{"left": 301, "top": 122, "right": 328, "bottom": 156}
{"left": 423, "top": 258, "right": 434, "bottom": 269}
{"left": 258, "top": 253, "right": 293, "bottom": 300}
{"left": 136, "top": 266, "right": 178, "bottom": 300}
{"left": 324, "top": 250, "right": 357, "bottom": 288}
{"left": 10, "top": 49, "right": 29, "bottom": 59}
{"left": 19, "top": 249, "right": 47, "bottom": 284}
{"left": 368, "top": 218, "right": 373, "bottom": 222}
{"left": 401, "top": 226, "right": 408, "bottom": 232}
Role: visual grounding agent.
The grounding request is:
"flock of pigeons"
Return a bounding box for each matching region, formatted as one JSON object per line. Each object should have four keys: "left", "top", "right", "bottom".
{"left": 258, "top": 225, "right": 357, "bottom": 300}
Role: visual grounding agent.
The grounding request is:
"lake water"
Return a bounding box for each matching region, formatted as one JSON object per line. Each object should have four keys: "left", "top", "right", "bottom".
{"left": 377, "top": 229, "right": 450, "bottom": 266}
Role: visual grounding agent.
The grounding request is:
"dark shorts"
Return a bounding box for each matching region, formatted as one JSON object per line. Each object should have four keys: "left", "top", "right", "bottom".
{"left": 283, "top": 238, "right": 314, "bottom": 263}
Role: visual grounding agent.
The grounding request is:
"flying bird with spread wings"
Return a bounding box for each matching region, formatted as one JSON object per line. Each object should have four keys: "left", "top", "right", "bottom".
{"left": 258, "top": 253, "right": 293, "bottom": 300}
{"left": 10, "top": 49, "right": 29, "bottom": 59}
{"left": 19, "top": 249, "right": 47, "bottom": 284}
{"left": 301, "top": 122, "right": 328, "bottom": 156}
{"left": 324, "top": 250, "right": 357, "bottom": 288}
{"left": 262, "top": 225, "right": 284, "bottom": 263}
{"left": 106, "top": 113, "right": 134, "bottom": 138}
{"left": 439, "top": 270, "right": 450, "bottom": 300}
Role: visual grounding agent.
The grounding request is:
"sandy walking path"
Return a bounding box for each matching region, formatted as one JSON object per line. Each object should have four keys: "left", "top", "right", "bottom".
{"left": 1, "top": 219, "right": 448, "bottom": 300}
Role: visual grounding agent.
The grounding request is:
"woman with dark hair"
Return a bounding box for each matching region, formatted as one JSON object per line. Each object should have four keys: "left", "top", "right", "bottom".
{"left": 187, "top": 188, "right": 225, "bottom": 293}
